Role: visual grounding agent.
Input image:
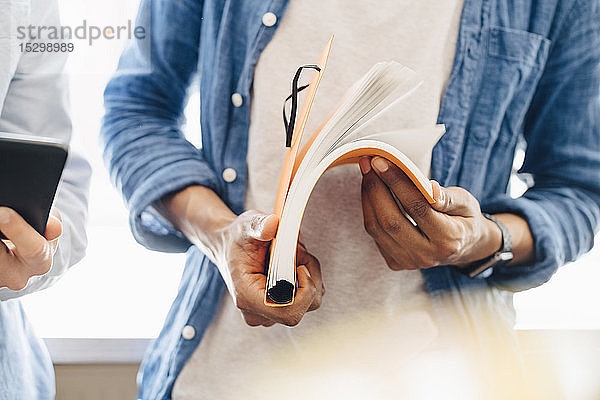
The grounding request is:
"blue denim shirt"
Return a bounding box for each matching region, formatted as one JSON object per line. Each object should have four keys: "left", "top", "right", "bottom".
{"left": 101, "top": 0, "right": 600, "bottom": 398}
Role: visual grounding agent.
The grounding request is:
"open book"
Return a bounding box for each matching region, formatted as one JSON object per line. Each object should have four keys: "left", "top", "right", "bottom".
{"left": 265, "top": 36, "right": 445, "bottom": 306}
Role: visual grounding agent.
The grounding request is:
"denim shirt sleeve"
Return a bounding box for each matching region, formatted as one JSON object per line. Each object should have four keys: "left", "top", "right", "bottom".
{"left": 101, "top": 0, "right": 216, "bottom": 253}
{"left": 482, "top": 1, "right": 600, "bottom": 291}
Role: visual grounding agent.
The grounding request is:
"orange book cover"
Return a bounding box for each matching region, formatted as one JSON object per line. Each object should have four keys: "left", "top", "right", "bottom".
{"left": 265, "top": 37, "right": 437, "bottom": 306}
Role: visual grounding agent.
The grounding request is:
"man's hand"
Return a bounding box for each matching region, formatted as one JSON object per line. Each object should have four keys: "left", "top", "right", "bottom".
{"left": 0, "top": 207, "right": 62, "bottom": 291}
{"left": 217, "top": 210, "right": 324, "bottom": 327}
{"left": 359, "top": 157, "right": 503, "bottom": 271}
{"left": 161, "top": 186, "right": 324, "bottom": 327}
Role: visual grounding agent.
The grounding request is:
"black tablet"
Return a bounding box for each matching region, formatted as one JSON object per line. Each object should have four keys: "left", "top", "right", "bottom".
{"left": 0, "top": 132, "right": 68, "bottom": 239}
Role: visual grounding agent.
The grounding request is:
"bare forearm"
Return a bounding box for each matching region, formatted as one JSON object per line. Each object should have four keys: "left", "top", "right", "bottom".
{"left": 155, "top": 186, "right": 322, "bottom": 326}
{"left": 158, "top": 185, "right": 236, "bottom": 263}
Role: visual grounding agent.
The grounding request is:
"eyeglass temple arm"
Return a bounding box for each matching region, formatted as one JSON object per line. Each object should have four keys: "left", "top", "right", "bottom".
{"left": 282, "top": 65, "right": 321, "bottom": 147}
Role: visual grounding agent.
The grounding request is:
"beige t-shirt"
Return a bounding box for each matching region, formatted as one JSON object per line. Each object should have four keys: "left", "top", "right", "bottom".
{"left": 173, "top": 1, "right": 464, "bottom": 398}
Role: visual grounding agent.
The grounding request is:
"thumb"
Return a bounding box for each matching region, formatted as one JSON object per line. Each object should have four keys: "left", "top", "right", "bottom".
{"left": 45, "top": 215, "right": 63, "bottom": 242}
{"left": 430, "top": 181, "right": 478, "bottom": 217}
{"left": 45, "top": 210, "right": 63, "bottom": 242}
{"left": 244, "top": 212, "right": 279, "bottom": 242}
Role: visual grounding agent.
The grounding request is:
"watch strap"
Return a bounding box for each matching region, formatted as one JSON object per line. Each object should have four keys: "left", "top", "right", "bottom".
{"left": 461, "top": 213, "right": 513, "bottom": 278}
{"left": 484, "top": 213, "right": 512, "bottom": 255}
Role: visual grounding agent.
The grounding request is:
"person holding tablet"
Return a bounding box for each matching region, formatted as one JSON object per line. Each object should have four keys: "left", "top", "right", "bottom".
{"left": 0, "top": 1, "right": 91, "bottom": 399}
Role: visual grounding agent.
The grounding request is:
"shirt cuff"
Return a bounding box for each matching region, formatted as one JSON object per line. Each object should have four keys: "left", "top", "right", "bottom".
{"left": 481, "top": 194, "right": 564, "bottom": 292}
{"left": 128, "top": 158, "right": 220, "bottom": 253}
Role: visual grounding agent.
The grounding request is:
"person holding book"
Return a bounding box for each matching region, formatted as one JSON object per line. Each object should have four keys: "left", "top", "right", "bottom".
{"left": 0, "top": 0, "right": 91, "bottom": 398}
{"left": 101, "top": 0, "right": 599, "bottom": 398}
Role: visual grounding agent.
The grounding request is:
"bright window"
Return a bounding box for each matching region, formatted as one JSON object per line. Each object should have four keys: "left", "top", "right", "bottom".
{"left": 21, "top": 0, "right": 187, "bottom": 339}
{"left": 21, "top": 0, "right": 600, "bottom": 342}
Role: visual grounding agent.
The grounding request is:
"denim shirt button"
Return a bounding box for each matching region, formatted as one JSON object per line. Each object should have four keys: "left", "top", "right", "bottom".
{"left": 181, "top": 325, "right": 196, "bottom": 340}
{"left": 231, "top": 93, "right": 243, "bottom": 108}
{"left": 262, "top": 12, "right": 277, "bottom": 27}
{"left": 222, "top": 167, "right": 237, "bottom": 183}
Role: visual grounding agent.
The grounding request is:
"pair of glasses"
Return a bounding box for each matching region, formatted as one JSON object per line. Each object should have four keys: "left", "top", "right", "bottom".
{"left": 282, "top": 64, "right": 321, "bottom": 147}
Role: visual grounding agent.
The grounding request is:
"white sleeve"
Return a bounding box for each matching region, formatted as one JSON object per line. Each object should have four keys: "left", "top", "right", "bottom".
{"left": 0, "top": 0, "right": 91, "bottom": 301}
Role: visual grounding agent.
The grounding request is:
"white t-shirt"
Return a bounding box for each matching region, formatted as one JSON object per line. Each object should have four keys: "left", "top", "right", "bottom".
{"left": 173, "top": 1, "right": 465, "bottom": 398}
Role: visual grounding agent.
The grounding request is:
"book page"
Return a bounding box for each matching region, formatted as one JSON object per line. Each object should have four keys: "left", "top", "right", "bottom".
{"left": 266, "top": 61, "right": 444, "bottom": 306}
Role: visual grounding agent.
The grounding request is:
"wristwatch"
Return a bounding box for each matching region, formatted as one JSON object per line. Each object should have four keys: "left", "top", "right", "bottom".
{"left": 461, "top": 213, "right": 513, "bottom": 278}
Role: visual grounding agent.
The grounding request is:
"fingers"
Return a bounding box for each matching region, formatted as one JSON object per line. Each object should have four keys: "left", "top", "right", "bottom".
{"left": 361, "top": 166, "right": 429, "bottom": 247}
{"left": 292, "top": 265, "right": 318, "bottom": 318}
{"left": 374, "top": 243, "right": 417, "bottom": 271}
{"left": 361, "top": 158, "right": 486, "bottom": 271}
{"left": 0, "top": 208, "right": 59, "bottom": 290}
{"left": 297, "top": 247, "right": 324, "bottom": 311}
{"left": 371, "top": 157, "right": 439, "bottom": 231}
{"left": 241, "top": 310, "right": 275, "bottom": 327}
{"left": 358, "top": 157, "right": 372, "bottom": 174}
{"left": 45, "top": 215, "right": 62, "bottom": 255}
{"left": 0, "top": 239, "right": 9, "bottom": 254}
{"left": 235, "top": 265, "right": 316, "bottom": 327}
{"left": 45, "top": 208, "right": 63, "bottom": 242}
{"left": 0, "top": 207, "right": 51, "bottom": 263}
{"left": 362, "top": 190, "right": 408, "bottom": 257}
{"left": 241, "top": 210, "right": 279, "bottom": 242}
{"left": 430, "top": 181, "right": 479, "bottom": 217}
{"left": 0, "top": 264, "right": 30, "bottom": 291}
{"left": 230, "top": 210, "right": 278, "bottom": 275}
{"left": 232, "top": 211, "right": 321, "bottom": 327}
{"left": 361, "top": 162, "right": 441, "bottom": 270}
